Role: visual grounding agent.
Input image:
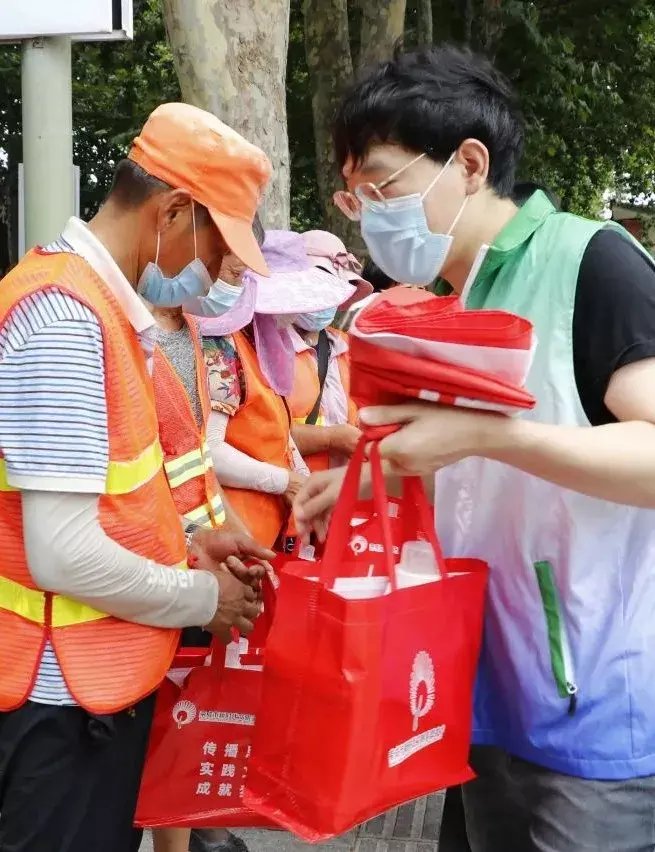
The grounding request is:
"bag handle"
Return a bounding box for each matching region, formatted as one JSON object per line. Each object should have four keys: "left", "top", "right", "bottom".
{"left": 320, "top": 433, "right": 446, "bottom": 587}
{"left": 209, "top": 570, "right": 277, "bottom": 672}
{"left": 355, "top": 425, "right": 445, "bottom": 569}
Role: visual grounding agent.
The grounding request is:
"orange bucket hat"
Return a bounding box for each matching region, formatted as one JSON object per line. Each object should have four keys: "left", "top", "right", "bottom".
{"left": 129, "top": 102, "right": 272, "bottom": 275}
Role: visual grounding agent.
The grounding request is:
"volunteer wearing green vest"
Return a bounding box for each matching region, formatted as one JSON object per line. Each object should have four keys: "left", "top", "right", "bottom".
{"left": 295, "top": 44, "right": 655, "bottom": 850}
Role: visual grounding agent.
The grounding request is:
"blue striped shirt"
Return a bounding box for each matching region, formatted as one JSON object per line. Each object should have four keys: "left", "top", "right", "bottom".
{"left": 1, "top": 222, "right": 157, "bottom": 706}
{"left": 0, "top": 284, "right": 109, "bottom": 705}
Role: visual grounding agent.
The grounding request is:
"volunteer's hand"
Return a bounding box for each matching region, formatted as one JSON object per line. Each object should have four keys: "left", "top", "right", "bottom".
{"left": 204, "top": 564, "right": 261, "bottom": 643}
{"left": 294, "top": 466, "right": 347, "bottom": 543}
{"left": 190, "top": 528, "right": 274, "bottom": 589}
{"left": 327, "top": 423, "right": 362, "bottom": 457}
{"left": 284, "top": 470, "right": 308, "bottom": 507}
{"left": 360, "top": 402, "right": 508, "bottom": 476}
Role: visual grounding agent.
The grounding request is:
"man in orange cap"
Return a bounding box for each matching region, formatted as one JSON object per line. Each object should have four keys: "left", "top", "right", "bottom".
{"left": 0, "top": 103, "right": 272, "bottom": 852}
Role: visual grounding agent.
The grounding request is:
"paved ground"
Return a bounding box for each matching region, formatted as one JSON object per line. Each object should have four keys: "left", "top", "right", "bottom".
{"left": 140, "top": 793, "right": 444, "bottom": 851}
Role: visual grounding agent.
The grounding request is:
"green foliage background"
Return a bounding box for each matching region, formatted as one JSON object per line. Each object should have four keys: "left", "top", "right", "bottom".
{"left": 1, "top": 0, "right": 654, "bottom": 245}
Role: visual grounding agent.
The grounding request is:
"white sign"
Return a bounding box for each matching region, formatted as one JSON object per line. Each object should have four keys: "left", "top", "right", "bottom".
{"left": 0, "top": 0, "right": 133, "bottom": 41}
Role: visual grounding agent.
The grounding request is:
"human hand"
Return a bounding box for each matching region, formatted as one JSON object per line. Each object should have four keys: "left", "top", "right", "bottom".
{"left": 283, "top": 470, "right": 308, "bottom": 507}
{"left": 293, "top": 466, "right": 347, "bottom": 542}
{"left": 190, "top": 528, "right": 274, "bottom": 571}
{"left": 327, "top": 423, "right": 362, "bottom": 457}
{"left": 360, "top": 402, "right": 508, "bottom": 476}
{"left": 190, "top": 529, "right": 274, "bottom": 591}
{"left": 204, "top": 564, "right": 262, "bottom": 643}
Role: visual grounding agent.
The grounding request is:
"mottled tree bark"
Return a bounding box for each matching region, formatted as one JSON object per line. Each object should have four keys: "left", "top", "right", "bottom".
{"left": 481, "top": 0, "right": 504, "bottom": 55}
{"left": 162, "top": 0, "right": 291, "bottom": 228}
{"left": 303, "top": 0, "right": 360, "bottom": 246}
{"left": 417, "top": 0, "right": 434, "bottom": 45}
{"left": 463, "top": 0, "right": 474, "bottom": 45}
{"left": 304, "top": 0, "right": 406, "bottom": 249}
{"left": 358, "top": 0, "right": 407, "bottom": 72}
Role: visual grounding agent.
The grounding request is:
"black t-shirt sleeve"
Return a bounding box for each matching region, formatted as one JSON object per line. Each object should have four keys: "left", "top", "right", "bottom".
{"left": 573, "top": 228, "right": 655, "bottom": 426}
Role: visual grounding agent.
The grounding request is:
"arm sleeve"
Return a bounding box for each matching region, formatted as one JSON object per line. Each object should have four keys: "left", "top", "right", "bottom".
{"left": 22, "top": 491, "right": 219, "bottom": 629}
{"left": 0, "top": 290, "right": 109, "bottom": 492}
{"left": 573, "top": 228, "right": 655, "bottom": 426}
{"left": 206, "top": 410, "right": 289, "bottom": 494}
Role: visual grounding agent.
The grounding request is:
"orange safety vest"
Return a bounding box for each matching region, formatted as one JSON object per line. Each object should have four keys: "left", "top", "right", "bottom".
{"left": 288, "top": 329, "right": 358, "bottom": 473}
{"left": 222, "top": 330, "right": 291, "bottom": 549}
{"left": 0, "top": 249, "right": 187, "bottom": 715}
{"left": 152, "top": 316, "right": 226, "bottom": 529}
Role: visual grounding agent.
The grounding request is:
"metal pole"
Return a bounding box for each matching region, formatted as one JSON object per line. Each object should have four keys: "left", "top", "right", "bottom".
{"left": 21, "top": 36, "right": 74, "bottom": 250}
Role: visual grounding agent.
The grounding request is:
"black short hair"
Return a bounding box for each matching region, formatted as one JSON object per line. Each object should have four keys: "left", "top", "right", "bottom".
{"left": 362, "top": 258, "right": 396, "bottom": 292}
{"left": 334, "top": 45, "right": 524, "bottom": 197}
{"left": 107, "top": 159, "right": 210, "bottom": 223}
{"left": 107, "top": 159, "right": 172, "bottom": 207}
{"left": 512, "top": 181, "right": 560, "bottom": 210}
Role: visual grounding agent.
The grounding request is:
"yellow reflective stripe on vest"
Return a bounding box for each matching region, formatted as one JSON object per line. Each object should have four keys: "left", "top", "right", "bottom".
{"left": 0, "top": 458, "right": 17, "bottom": 492}
{"left": 0, "top": 562, "right": 188, "bottom": 627}
{"left": 292, "top": 415, "right": 326, "bottom": 427}
{"left": 105, "top": 439, "right": 164, "bottom": 495}
{"left": 184, "top": 492, "right": 226, "bottom": 528}
{"left": 0, "top": 441, "right": 164, "bottom": 496}
{"left": 164, "top": 443, "right": 213, "bottom": 490}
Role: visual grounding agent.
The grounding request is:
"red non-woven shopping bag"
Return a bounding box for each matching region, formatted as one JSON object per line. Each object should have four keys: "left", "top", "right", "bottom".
{"left": 349, "top": 287, "right": 536, "bottom": 412}
{"left": 350, "top": 335, "right": 536, "bottom": 412}
{"left": 134, "top": 579, "right": 278, "bottom": 830}
{"left": 243, "top": 439, "right": 488, "bottom": 843}
{"left": 356, "top": 289, "right": 533, "bottom": 350}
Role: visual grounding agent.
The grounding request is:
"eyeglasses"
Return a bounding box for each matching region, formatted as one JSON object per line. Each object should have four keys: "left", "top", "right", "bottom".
{"left": 333, "top": 152, "right": 427, "bottom": 222}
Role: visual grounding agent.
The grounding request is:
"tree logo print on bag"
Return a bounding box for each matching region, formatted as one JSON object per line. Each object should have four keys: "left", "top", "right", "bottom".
{"left": 172, "top": 699, "right": 197, "bottom": 729}
{"left": 410, "top": 651, "right": 436, "bottom": 732}
{"left": 388, "top": 650, "right": 445, "bottom": 768}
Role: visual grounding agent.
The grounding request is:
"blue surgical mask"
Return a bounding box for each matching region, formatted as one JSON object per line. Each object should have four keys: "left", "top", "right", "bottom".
{"left": 183, "top": 277, "right": 241, "bottom": 317}
{"left": 360, "top": 151, "right": 467, "bottom": 286}
{"left": 295, "top": 306, "right": 337, "bottom": 332}
{"left": 137, "top": 203, "right": 213, "bottom": 307}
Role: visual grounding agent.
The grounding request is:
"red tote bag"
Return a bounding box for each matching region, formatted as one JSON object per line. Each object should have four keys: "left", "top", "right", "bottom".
{"left": 243, "top": 439, "right": 488, "bottom": 843}
{"left": 134, "top": 578, "right": 278, "bottom": 830}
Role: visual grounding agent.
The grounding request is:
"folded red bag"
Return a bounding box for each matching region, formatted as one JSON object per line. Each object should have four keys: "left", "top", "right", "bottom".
{"left": 356, "top": 290, "right": 458, "bottom": 334}
{"left": 355, "top": 289, "right": 533, "bottom": 350}
{"left": 350, "top": 335, "right": 536, "bottom": 411}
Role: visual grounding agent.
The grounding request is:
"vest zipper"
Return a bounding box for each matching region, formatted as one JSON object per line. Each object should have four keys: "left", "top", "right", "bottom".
{"left": 533, "top": 560, "right": 578, "bottom": 715}
{"left": 558, "top": 614, "right": 579, "bottom": 715}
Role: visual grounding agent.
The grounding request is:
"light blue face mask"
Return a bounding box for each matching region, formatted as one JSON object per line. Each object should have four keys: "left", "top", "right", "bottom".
{"left": 183, "top": 277, "right": 242, "bottom": 317}
{"left": 137, "top": 203, "right": 213, "bottom": 307}
{"left": 295, "top": 306, "right": 338, "bottom": 332}
{"left": 360, "top": 151, "right": 468, "bottom": 286}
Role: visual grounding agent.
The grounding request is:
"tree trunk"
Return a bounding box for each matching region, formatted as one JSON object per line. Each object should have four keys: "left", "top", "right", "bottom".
{"left": 417, "top": 0, "right": 434, "bottom": 45}
{"left": 161, "top": 0, "right": 291, "bottom": 228}
{"left": 304, "top": 0, "right": 360, "bottom": 247}
{"left": 358, "top": 0, "right": 407, "bottom": 72}
{"left": 481, "top": 0, "right": 504, "bottom": 55}
{"left": 463, "top": 0, "right": 474, "bottom": 45}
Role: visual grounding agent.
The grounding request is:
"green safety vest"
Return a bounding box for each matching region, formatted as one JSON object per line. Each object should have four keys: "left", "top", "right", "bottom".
{"left": 436, "top": 190, "right": 655, "bottom": 779}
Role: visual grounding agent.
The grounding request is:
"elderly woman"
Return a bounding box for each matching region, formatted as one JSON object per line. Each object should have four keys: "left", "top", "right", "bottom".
{"left": 191, "top": 228, "right": 355, "bottom": 550}
{"left": 286, "top": 230, "right": 373, "bottom": 472}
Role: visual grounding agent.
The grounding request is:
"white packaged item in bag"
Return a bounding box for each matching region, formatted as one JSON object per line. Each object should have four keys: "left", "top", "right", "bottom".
{"left": 331, "top": 576, "right": 391, "bottom": 600}
{"left": 395, "top": 540, "right": 442, "bottom": 588}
